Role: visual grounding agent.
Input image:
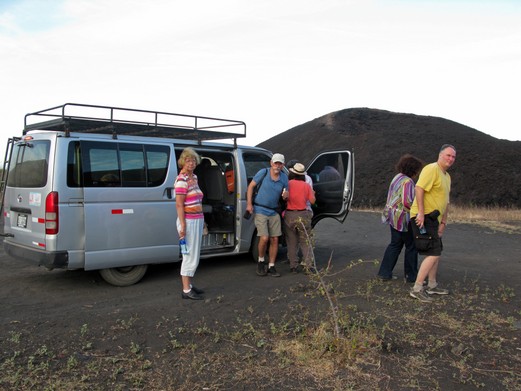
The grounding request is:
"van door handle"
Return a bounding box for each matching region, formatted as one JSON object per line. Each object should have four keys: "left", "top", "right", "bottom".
{"left": 165, "top": 187, "right": 174, "bottom": 199}
{"left": 68, "top": 198, "right": 84, "bottom": 206}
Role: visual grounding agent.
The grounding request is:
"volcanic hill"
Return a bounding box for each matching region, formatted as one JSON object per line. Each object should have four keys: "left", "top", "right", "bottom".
{"left": 258, "top": 108, "right": 521, "bottom": 208}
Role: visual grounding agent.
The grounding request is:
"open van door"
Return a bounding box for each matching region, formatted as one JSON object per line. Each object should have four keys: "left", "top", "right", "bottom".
{"left": 306, "top": 150, "right": 354, "bottom": 227}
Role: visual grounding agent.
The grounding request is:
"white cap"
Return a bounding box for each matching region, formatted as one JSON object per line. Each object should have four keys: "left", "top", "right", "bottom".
{"left": 271, "top": 153, "right": 285, "bottom": 164}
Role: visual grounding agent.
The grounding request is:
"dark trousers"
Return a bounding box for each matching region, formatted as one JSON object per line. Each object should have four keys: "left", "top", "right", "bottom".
{"left": 378, "top": 223, "right": 418, "bottom": 282}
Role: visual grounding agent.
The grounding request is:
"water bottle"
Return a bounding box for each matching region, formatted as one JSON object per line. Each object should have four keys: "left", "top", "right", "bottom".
{"left": 180, "top": 238, "right": 189, "bottom": 254}
{"left": 419, "top": 226, "right": 427, "bottom": 235}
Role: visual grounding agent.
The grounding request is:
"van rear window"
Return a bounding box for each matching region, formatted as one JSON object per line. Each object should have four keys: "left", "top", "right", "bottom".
{"left": 7, "top": 140, "right": 50, "bottom": 188}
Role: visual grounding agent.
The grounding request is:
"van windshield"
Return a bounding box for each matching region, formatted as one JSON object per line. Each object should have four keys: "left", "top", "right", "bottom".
{"left": 7, "top": 140, "right": 50, "bottom": 188}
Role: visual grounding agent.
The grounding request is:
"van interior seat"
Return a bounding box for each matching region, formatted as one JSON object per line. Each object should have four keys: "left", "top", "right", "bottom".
{"left": 203, "top": 166, "right": 225, "bottom": 203}
{"left": 194, "top": 159, "right": 229, "bottom": 230}
{"left": 194, "top": 158, "right": 211, "bottom": 196}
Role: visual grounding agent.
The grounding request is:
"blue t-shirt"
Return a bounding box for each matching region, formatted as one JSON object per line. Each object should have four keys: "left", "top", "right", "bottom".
{"left": 253, "top": 168, "right": 289, "bottom": 216}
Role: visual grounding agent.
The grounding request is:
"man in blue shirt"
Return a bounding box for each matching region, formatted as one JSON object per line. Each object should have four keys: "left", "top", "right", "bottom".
{"left": 246, "top": 153, "right": 289, "bottom": 277}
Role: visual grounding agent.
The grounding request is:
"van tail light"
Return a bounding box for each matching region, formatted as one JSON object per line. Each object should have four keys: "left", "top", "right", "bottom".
{"left": 45, "top": 192, "right": 59, "bottom": 235}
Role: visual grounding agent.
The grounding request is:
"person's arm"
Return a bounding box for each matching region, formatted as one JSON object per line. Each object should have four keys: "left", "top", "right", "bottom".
{"left": 414, "top": 185, "right": 425, "bottom": 227}
{"left": 439, "top": 204, "right": 449, "bottom": 236}
{"left": 176, "top": 194, "right": 187, "bottom": 239}
{"left": 246, "top": 180, "right": 257, "bottom": 213}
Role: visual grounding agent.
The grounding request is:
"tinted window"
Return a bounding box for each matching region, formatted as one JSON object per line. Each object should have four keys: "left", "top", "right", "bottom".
{"left": 7, "top": 140, "right": 50, "bottom": 188}
{"left": 307, "top": 153, "right": 349, "bottom": 184}
{"left": 120, "top": 143, "right": 146, "bottom": 187}
{"left": 67, "top": 141, "right": 170, "bottom": 188}
{"left": 242, "top": 152, "right": 271, "bottom": 183}
{"left": 82, "top": 141, "right": 120, "bottom": 187}
{"left": 67, "top": 142, "right": 82, "bottom": 187}
{"left": 146, "top": 145, "right": 169, "bottom": 186}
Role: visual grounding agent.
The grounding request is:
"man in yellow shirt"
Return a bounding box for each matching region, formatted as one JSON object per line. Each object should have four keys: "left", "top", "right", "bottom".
{"left": 409, "top": 144, "right": 456, "bottom": 302}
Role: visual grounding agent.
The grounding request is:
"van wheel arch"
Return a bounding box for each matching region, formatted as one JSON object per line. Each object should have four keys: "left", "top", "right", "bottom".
{"left": 99, "top": 265, "right": 148, "bottom": 286}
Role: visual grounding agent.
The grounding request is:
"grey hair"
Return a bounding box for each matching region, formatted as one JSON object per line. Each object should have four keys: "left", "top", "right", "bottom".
{"left": 440, "top": 144, "right": 456, "bottom": 153}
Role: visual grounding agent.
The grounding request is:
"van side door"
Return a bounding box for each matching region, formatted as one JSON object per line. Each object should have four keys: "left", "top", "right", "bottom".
{"left": 306, "top": 150, "right": 355, "bottom": 227}
{"left": 80, "top": 140, "right": 179, "bottom": 270}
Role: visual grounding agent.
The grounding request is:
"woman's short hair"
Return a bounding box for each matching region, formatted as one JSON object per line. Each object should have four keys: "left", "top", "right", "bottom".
{"left": 396, "top": 154, "right": 424, "bottom": 178}
{"left": 178, "top": 147, "right": 201, "bottom": 168}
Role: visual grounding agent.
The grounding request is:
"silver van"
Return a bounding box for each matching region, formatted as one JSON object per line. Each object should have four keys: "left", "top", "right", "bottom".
{"left": 1, "top": 103, "right": 354, "bottom": 286}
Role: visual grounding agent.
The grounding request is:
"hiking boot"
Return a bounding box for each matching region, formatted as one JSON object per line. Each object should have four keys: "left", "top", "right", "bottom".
{"left": 409, "top": 289, "right": 433, "bottom": 303}
{"left": 267, "top": 266, "right": 281, "bottom": 277}
{"left": 426, "top": 286, "right": 450, "bottom": 295}
{"left": 256, "top": 261, "right": 267, "bottom": 276}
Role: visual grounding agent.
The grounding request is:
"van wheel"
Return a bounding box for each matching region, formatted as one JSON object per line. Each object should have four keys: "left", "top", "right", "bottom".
{"left": 99, "top": 265, "right": 148, "bottom": 287}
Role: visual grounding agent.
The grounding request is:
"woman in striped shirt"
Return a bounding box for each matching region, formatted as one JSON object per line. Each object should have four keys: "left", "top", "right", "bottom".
{"left": 175, "top": 147, "right": 205, "bottom": 300}
{"left": 378, "top": 154, "right": 424, "bottom": 283}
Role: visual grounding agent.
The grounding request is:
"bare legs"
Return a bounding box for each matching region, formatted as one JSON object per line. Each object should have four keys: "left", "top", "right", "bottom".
{"left": 258, "top": 236, "right": 279, "bottom": 263}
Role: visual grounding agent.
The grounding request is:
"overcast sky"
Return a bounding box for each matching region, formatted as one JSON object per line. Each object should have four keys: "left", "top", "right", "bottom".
{"left": 1, "top": 0, "right": 520, "bottom": 159}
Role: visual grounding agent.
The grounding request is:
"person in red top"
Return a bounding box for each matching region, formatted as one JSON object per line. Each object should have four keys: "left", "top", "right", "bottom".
{"left": 283, "top": 163, "right": 316, "bottom": 273}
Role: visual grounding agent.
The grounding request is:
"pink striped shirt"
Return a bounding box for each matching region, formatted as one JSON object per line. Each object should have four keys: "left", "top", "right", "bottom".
{"left": 174, "top": 173, "right": 204, "bottom": 220}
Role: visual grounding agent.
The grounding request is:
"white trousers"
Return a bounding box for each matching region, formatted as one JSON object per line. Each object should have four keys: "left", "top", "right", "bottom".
{"left": 177, "top": 218, "right": 204, "bottom": 277}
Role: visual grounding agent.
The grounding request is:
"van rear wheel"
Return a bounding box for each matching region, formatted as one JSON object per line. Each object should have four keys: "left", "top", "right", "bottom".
{"left": 99, "top": 265, "right": 148, "bottom": 286}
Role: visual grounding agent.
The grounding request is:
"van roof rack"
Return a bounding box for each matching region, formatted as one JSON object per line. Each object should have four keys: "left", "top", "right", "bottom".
{"left": 24, "top": 103, "right": 247, "bottom": 145}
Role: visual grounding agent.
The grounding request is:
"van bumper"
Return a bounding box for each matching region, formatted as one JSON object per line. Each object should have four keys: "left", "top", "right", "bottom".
{"left": 4, "top": 241, "right": 69, "bottom": 270}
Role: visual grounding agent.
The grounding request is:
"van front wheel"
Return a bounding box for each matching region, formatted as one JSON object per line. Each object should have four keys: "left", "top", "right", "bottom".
{"left": 99, "top": 265, "right": 148, "bottom": 287}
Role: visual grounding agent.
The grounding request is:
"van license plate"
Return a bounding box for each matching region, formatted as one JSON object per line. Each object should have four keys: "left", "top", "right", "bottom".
{"left": 17, "top": 214, "right": 28, "bottom": 228}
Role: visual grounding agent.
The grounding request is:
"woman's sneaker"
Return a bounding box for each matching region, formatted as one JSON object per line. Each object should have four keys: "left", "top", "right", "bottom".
{"left": 426, "top": 286, "right": 449, "bottom": 295}
{"left": 409, "top": 289, "right": 433, "bottom": 303}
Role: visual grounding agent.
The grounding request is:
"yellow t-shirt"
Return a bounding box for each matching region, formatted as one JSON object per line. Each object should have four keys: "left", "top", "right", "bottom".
{"left": 410, "top": 162, "right": 451, "bottom": 221}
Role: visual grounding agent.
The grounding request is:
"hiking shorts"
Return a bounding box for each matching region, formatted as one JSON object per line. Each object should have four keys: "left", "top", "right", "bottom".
{"left": 255, "top": 213, "right": 282, "bottom": 237}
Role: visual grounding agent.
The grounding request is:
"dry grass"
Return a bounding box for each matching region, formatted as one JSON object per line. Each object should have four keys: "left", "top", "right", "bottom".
{"left": 449, "top": 204, "right": 521, "bottom": 222}
{"left": 449, "top": 205, "right": 521, "bottom": 233}
{"left": 357, "top": 205, "right": 521, "bottom": 234}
